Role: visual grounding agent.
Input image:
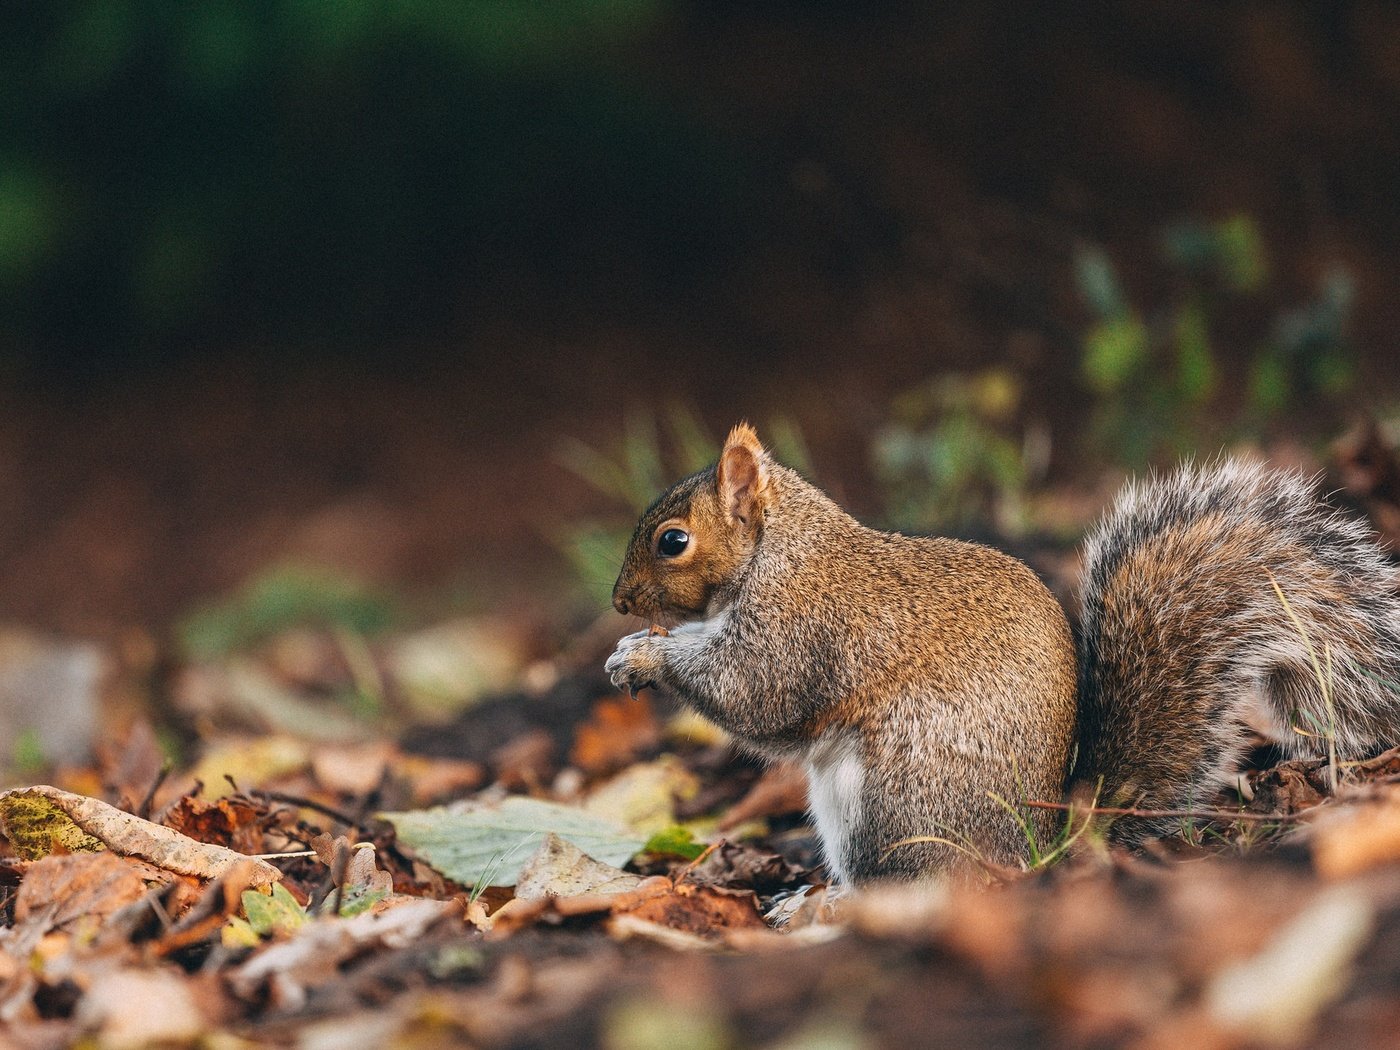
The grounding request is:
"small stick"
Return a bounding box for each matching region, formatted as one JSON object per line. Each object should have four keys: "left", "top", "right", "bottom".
{"left": 1024, "top": 799, "right": 1313, "bottom": 823}
{"left": 257, "top": 790, "right": 364, "bottom": 830}
{"left": 672, "top": 840, "right": 722, "bottom": 885}
{"left": 137, "top": 759, "right": 174, "bottom": 821}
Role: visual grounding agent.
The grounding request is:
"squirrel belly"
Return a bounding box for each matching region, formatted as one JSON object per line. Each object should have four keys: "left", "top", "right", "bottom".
{"left": 606, "top": 425, "right": 1400, "bottom": 883}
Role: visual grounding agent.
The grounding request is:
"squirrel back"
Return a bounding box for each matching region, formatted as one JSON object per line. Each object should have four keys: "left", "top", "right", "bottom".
{"left": 1075, "top": 459, "right": 1400, "bottom": 832}
{"left": 607, "top": 427, "right": 1400, "bottom": 881}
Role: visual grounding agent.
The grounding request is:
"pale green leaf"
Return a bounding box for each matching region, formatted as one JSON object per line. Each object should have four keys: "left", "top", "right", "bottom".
{"left": 381, "top": 796, "right": 647, "bottom": 887}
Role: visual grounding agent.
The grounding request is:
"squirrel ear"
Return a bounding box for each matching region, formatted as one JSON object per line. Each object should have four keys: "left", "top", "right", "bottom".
{"left": 717, "top": 422, "right": 769, "bottom": 525}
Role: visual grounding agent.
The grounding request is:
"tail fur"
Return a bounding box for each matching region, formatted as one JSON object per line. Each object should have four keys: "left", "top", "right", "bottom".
{"left": 1074, "top": 459, "right": 1400, "bottom": 833}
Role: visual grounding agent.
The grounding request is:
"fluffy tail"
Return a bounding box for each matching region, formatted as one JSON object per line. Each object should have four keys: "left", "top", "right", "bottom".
{"left": 1073, "top": 460, "right": 1400, "bottom": 831}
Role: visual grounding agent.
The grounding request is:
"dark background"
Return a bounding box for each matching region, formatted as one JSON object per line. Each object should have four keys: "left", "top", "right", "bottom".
{"left": 2, "top": 1, "right": 1398, "bottom": 635}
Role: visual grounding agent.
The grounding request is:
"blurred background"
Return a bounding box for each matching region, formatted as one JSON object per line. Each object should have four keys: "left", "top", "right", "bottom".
{"left": 2, "top": 0, "right": 1399, "bottom": 648}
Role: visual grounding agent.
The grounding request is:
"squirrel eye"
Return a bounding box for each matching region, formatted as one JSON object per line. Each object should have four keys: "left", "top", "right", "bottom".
{"left": 657, "top": 528, "right": 690, "bottom": 558}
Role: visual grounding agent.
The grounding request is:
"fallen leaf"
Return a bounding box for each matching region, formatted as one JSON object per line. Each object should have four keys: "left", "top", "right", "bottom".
{"left": 719, "top": 761, "right": 808, "bottom": 829}
{"left": 491, "top": 729, "right": 556, "bottom": 792}
{"left": 1310, "top": 789, "right": 1400, "bottom": 879}
{"left": 1247, "top": 760, "right": 1328, "bottom": 816}
{"left": 1204, "top": 886, "right": 1373, "bottom": 1044}
{"left": 381, "top": 796, "right": 646, "bottom": 886}
{"left": 690, "top": 841, "right": 808, "bottom": 894}
{"left": 240, "top": 883, "right": 309, "bottom": 939}
{"left": 585, "top": 757, "right": 699, "bottom": 837}
{"left": 0, "top": 785, "right": 280, "bottom": 886}
{"left": 228, "top": 898, "right": 461, "bottom": 1010}
{"left": 515, "top": 832, "right": 644, "bottom": 900}
{"left": 616, "top": 881, "right": 767, "bottom": 940}
{"left": 161, "top": 794, "right": 268, "bottom": 855}
{"left": 75, "top": 966, "right": 210, "bottom": 1050}
{"left": 571, "top": 694, "right": 662, "bottom": 775}
{"left": 311, "top": 740, "right": 399, "bottom": 796}
{"left": 642, "top": 825, "right": 707, "bottom": 861}
{"left": 185, "top": 734, "right": 311, "bottom": 798}
{"left": 606, "top": 914, "right": 718, "bottom": 951}
{"left": 399, "top": 754, "right": 487, "bottom": 805}
{"left": 14, "top": 852, "right": 171, "bottom": 928}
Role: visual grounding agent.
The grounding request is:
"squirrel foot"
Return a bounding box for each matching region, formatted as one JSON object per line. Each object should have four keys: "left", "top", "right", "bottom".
{"left": 605, "top": 629, "right": 665, "bottom": 697}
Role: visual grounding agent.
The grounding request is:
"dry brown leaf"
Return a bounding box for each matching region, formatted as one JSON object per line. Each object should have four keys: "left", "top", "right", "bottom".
{"left": 14, "top": 852, "right": 172, "bottom": 929}
{"left": 1247, "top": 760, "right": 1329, "bottom": 816}
{"left": 571, "top": 693, "right": 662, "bottom": 775}
{"left": 74, "top": 967, "right": 212, "bottom": 1050}
{"left": 514, "top": 832, "right": 644, "bottom": 900}
{"left": 718, "top": 761, "right": 808, "bottom": 829}
{"left": 614, "top": 881, "right": 767, "bottom": 939}
{"left": 228, "top": 898, "right": 462, "bottom": 1010}
{"left": 161, "top": 794, "right": 268, "bottom": 855}
{"left": 310, "top": 740, "right": 398, "bottom": 796}
{"left": 690, "top": 841, "right": 807, "bottom": 894}
{"left": 1311, "top": 789, "right": 1400, "bottom": 879}
{"left": 491, "top": 729, "right": 556, "bottom": 792}
{"left": 0, "top": 785, "right": 280, "bottom": 887}
{"left": 398, "top": 754, "right": 487, "bottom": 805}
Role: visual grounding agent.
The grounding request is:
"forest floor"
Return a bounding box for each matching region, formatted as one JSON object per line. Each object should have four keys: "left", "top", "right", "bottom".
{"left": 3, "top": 425, "right": 1400, "bottom": 1050}
{"left": 4, "top": 6, "right": 1400, "bottom": 1046}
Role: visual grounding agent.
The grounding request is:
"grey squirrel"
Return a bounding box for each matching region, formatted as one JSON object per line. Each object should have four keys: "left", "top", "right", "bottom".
{"left": 605, "top": 423, "right": 1400, "bottom": 882}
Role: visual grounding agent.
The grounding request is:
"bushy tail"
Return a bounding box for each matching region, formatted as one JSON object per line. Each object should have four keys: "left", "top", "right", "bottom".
{"left": 1073, "top": 460, "right": 1400, "bottom": 831}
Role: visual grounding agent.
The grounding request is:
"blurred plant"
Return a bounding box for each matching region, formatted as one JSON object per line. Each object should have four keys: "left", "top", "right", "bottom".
{"left": 1076, "top": 215, "right": 1356, "bottom": 464}
{"left": 872, "top": 369, "right": 1033, "bottom": 536}
{"left": 557, "top": 407, "right": 813, "bottom": 606}
{"left": 1249, "top": 269, "right": 1355, "bottom": 419}
{"left": 179, "top": 565, "right": 394, "bottom": 659}
{"left": 1, "top": 1, "right": 756, "bottom": 359}
{"left": 11, "top": 728, "right": 47, "bottom": 779}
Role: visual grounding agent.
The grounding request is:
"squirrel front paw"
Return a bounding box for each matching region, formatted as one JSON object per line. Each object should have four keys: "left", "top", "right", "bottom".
{"left": 605, "top": 630, "right": 666, "bottom": 698}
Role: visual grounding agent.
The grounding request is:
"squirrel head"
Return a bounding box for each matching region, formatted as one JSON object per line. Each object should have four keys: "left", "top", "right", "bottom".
{"left": 611, "top": 422, "right": 771, "bottom": 626}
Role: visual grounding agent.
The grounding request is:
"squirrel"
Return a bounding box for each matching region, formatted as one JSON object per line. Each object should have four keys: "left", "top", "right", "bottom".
{"left": 605, "top": 423, "right": 1400, "bottom": 883}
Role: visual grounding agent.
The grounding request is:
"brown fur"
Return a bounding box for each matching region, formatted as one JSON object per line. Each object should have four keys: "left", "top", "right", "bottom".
{"left": 609, "top": 425, "right": 1077, "bottom": 881}
{"left": 609, "top": 438, "right": 1400, "bottom": 881}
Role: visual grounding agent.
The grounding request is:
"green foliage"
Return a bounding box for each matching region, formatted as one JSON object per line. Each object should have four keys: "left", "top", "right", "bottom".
{"left": 1076, "top": 216, "right": 1356, "bottom": 464}
{"left": 872, "top": 369, "right": 1029, "bottom": 535}
{"left": 336, "top": 882, "right": 389, "bottom": 917}
{"left": 1248, "top": 269, "right": 1355, "bottom": 419}
{"left": 11, "top": 729, "right": 47, "bottom": 779}
{"left": 558, "top": 407, "right": 715, "bottom": 515}
{"left": 381, "top": 796, "right": 645, "bottom": 884}
{"left": 642, "top": 824, "right": 706, "bottom": 860}
{"left": 234, "top": 883, "right": 309, "bottom": 940}
{"left": 178, "top": 565, "right": 394, "bottom": 659}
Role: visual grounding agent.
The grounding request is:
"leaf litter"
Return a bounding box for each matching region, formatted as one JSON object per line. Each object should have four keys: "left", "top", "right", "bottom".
{"left": 8, "top": 437, "right": 1400, "bottom": 1046}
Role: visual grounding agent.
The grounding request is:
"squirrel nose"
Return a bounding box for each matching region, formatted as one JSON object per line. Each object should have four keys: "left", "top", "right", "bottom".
{"left": 614, "top": 594, "right": 632, "bottom": 616}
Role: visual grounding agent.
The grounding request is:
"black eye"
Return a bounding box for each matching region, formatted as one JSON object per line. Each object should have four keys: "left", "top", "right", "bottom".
{"left": 657, "top": 528, "right": 690, "bottom": 557}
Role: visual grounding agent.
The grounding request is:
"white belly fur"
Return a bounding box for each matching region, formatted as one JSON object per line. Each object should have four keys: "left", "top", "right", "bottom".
{"left": 804, "top": 734, "right": 865, "bottom": 884}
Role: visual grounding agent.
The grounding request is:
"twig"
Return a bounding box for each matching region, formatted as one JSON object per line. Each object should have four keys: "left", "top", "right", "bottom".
{"left": 137, "top": 759, "right": 174, "bottom": 821}
{"left": 1024, "top": 800, "right": 1313, "bottom": 823}
{"left": 672, "top": 840, "right": 722, "bottom": 886}
{"left": 256, "top": 790, "right": 365, "bottom": 830}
